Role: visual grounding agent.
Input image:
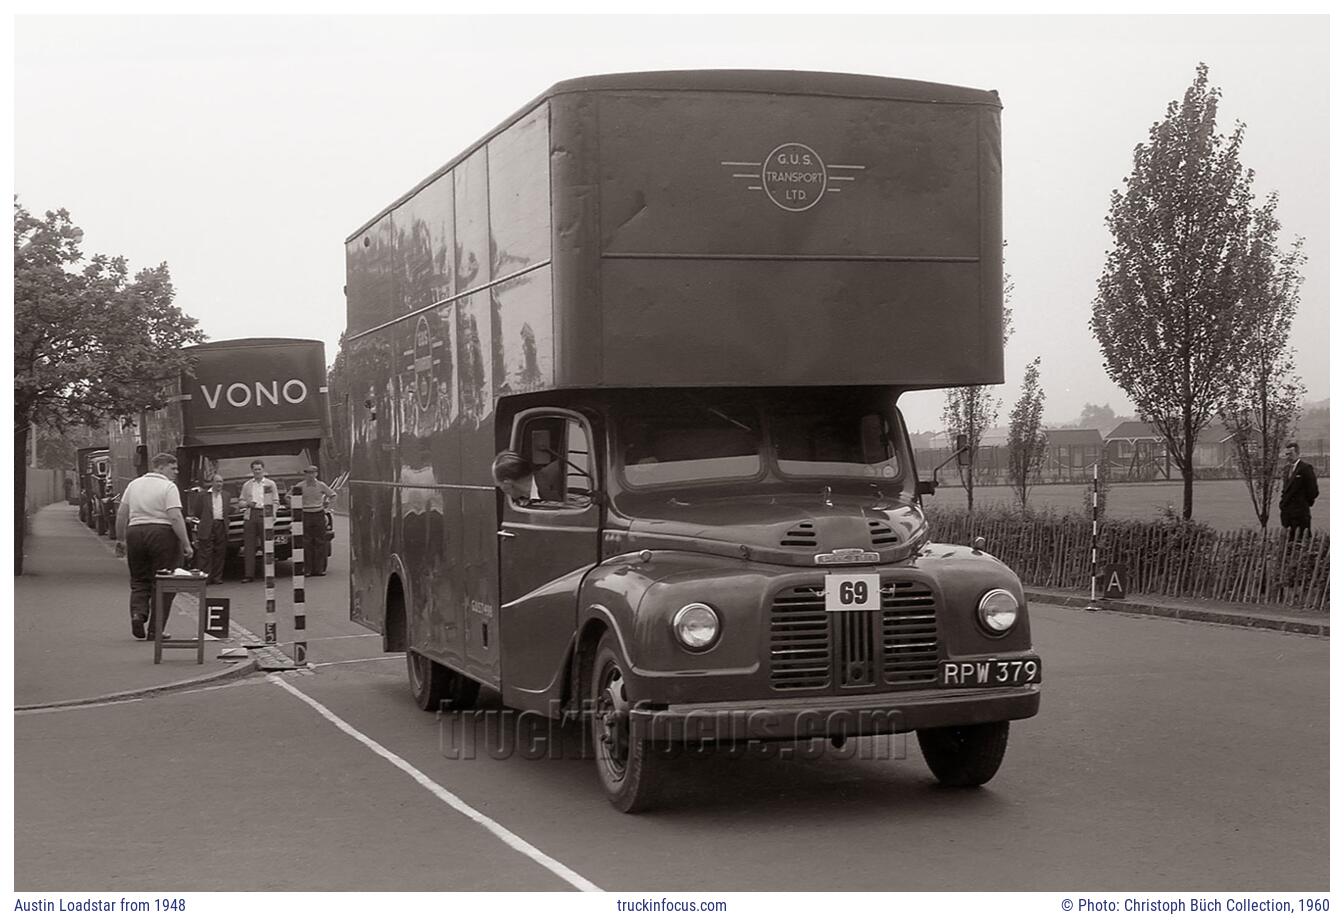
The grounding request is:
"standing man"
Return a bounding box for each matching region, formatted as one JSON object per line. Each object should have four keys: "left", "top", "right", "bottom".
{"left": 238, "top": 460, "right": 279, "bottom": 583}
{"left": 192, "top": 473, "right": 232, "bottom": 584}
{"left": 290, "top": 465, "right": 338, "bottom": 576}
{"left": 114, "top": 452, "right": 190, "bottom": 640}
{"left": 1279, "top": 441, "right": 1319, "bottom": 537}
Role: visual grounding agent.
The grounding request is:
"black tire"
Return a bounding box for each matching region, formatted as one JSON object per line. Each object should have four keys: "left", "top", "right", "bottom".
{"left": 591, "top": 634, "right": 671, "bottom": 813}
{"left": 78, "top": 501, "right": 89, "bottom": 524}
{"left": 95, "top": 509, "right": 108, "bottom": 535}
{"left": 917, "top": 721, "right": 1010, "bottom": 787}
{"left": 407, "top": 649, "right": 480, "bottom": 712}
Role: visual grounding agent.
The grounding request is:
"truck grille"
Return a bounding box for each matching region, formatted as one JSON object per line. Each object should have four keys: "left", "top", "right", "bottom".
{"left": 880, "top": 581, "right": 940, "bottom": 685}
{"left": 768, "top": 580, "right": 940, "bottom": 691}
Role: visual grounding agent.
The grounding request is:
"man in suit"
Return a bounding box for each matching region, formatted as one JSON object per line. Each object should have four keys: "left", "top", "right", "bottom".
{"left": 1279, "top": 441, "right": 1319, "bottom": 537}
{"left": 192, "top": 473, "right": 233, "bottom": 584}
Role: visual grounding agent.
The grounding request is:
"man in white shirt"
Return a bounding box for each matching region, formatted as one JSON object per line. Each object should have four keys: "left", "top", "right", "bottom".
{"left": 290, "top": 465, "right": 338, "bottom": 576}
{"left": 114, "top": 452, "right": 190, "bottom": 639}
{"left": 237, "top": 460, "right": 279, "bottom": 582}
{"left": 191, "top": 473, "right": 233, "bottom": 584}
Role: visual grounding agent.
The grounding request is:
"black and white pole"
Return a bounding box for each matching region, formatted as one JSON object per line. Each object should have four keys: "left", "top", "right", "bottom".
{"left": 291, "top": 485, "right": 307, "bottom": 666}
{"left": 1087, "top": 461, "right": 1100, "bottom": 611}
{"left": 263, "top": 485, "right": 277, "bottom": 644}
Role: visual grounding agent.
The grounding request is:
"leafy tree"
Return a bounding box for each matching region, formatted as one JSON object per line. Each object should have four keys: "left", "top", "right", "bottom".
{"left": 1006, "top": 357, "right": 1048, "bottom": 508}
{"left": 14, "top": 201, "right": 203, "bottom": 573}
{"left": 1078, "top": 402, "right": 1117, "bottom": 434}
{"left": 1091, "top": 63, "right": 1263, "bottom": 520}
{"left": 1219, "top": 199, "right": 1306, "bottom": 531}
{"left": 942, "top": 271, "right": 1013, "bottom": 516}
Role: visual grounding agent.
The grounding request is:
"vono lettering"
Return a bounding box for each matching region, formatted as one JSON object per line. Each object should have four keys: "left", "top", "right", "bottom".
{"left": 200, "top": 379, "right": 310, "bottom": 409}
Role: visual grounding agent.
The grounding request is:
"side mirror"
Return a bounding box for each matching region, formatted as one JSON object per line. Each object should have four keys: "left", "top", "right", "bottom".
{"left": 918, "top": 480, "right": 937, "bottom": 496}
{"left": 955, "top": 434, "right": 969, "bottom": 467}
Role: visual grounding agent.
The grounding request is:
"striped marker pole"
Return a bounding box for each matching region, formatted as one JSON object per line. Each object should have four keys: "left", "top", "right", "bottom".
{"left": 263, "top": 485, "right": 277, "bottom": 644}
{"left": 1086, "top": 462, "right": 1100, "bottom": 611}
{"left": 291, "top": 485, "right": 307, "bottom": 666}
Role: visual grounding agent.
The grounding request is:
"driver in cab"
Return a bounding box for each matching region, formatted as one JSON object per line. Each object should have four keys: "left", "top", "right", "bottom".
{"left": 491, "top": 450, "right": 562, "bottom": 504}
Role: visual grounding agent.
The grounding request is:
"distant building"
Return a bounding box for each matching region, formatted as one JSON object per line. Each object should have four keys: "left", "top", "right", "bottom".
{"left": 929, "top": 426, "right": 1010, "bottom": 450}
{"left": 1043, "top": 429, "right": 1104, "bottom": 478}
{"left": 1104, "top": 421, "right": 1170, "bottom": 479}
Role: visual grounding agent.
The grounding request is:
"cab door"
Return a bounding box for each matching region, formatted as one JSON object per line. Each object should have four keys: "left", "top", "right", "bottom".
{"left": 497, "top": 409, "right": 602, "bottom": 712}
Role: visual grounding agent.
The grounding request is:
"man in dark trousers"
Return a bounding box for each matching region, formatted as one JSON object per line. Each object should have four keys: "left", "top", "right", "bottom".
{"left": 1279, "top": 441, "right": 1319, "bottom": 537}
{"left": 237, "top": 460, "right": 279, "bottom": 583}
{"left": 289, "top": 465, "right": 337, "bottom": 576}
{"left": 192, "top": 473, "right": 233, "bottom": 584}
{"left": 114, "top": 452, "right": 190, "bottom": 639}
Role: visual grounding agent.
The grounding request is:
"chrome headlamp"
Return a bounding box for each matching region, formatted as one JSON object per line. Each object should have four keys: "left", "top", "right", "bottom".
{"left": 672, "top": 603, "right": 720, "bottom": 651}
{"left": 977, "top": 589, "right": 1019, "bottom": 634}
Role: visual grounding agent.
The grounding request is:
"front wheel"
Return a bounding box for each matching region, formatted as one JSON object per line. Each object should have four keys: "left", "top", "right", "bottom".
{"left": 591, "top": 634, "right": 671, "bottom": 813}
{"left": 917, "top": 721, "right": 1010, "bottom": 787}
{"left": 407, "top": 649, "right": 480, "bottom": 712}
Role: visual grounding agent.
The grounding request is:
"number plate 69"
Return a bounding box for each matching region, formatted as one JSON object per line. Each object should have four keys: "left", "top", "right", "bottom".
{"left": 825, "top": 574, "right": 880, "bottom": 611}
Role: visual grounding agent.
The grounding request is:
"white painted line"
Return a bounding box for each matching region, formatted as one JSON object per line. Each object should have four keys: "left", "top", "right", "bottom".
{"left": 266, "top": 675, "right": 602, "bottom": 892}
{"left": 310, "top": 655, "right": 402, "bottom": 668}
{"left": 302, "top": 633, "right": 382, "bottom": 642}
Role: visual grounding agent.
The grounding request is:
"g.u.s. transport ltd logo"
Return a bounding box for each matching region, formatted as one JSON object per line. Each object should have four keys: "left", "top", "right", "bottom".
{"left": 721, "top": 143, "right": 865, "bottom": 212}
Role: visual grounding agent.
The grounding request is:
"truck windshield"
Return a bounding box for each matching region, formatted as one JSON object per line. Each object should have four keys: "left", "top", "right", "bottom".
{"left": 214, "top": 453, "right": 312, "bottom": 479}
{"left": 616, "top": 392, "right": 904, "bottom": 489}
{"left": 619, "top": 399, "right": 761, "bottom": 488}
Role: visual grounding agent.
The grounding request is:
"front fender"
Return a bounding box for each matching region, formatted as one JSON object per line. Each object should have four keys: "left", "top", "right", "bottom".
{"left": 580, "top": 551, "right": 777, "bottom": 700}
{"left": 911, "top": 542, "right": 1032, "bottom": 652}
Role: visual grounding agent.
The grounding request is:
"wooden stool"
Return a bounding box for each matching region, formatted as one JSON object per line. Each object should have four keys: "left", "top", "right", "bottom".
{"left": 152, "top": 572, "right": 210, "bottom": 664}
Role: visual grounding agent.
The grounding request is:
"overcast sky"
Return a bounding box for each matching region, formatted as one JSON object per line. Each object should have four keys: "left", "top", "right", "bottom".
{"left": 12, "top": 13, "right": 1330, "bottom": 433}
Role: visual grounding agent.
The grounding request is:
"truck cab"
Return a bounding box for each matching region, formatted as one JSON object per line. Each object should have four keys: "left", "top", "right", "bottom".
{"left": 490, "top": 387, "right": 1037, "bottom": 810}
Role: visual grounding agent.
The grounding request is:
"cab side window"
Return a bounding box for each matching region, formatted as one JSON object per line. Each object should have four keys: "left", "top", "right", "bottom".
{"left": 515, "top": 415, "right": 594, "bottom": 510}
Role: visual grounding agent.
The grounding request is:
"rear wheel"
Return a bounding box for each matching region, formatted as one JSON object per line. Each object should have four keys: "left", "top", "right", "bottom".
{"left": 407, "top": 649, "right": 480, "bottom": 712}
{"left": 591, "top": 634, "right": 671, "bottom": 813}
{"left": 917, "top": 721, "right": 1010, "bottom": 787}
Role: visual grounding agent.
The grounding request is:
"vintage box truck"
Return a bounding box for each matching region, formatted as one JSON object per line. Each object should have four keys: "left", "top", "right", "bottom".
{"left": 76, "top": 445, "right": 111, "bottom": 534}
{"left": 344, "top": 70, "right": 1041, "bottom": 811}
{"left": 108, "top": 338, "right": 333, "bottom": 570}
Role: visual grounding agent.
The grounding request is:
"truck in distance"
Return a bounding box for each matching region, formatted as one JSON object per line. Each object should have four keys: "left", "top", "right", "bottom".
{"left": 108, "top": 337, "right": 333, "bottom": 574}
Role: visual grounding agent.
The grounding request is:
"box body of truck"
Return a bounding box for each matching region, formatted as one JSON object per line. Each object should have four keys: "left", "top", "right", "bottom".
{"left": 109, "top": 338, "right": 332, "bottom": 566}
{"left": 344, "top": 71, "right": 1036, "bottom": 810}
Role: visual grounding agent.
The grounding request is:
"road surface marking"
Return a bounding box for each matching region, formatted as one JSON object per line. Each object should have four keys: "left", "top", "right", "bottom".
{"left": 266, "top": 674, "right": 602, "bottom": 892}
{"left": 310, "top": 655, "right": 401, "bottom": 668}
{"left": 300, "top": 633, "right": 382, "bottom": 642}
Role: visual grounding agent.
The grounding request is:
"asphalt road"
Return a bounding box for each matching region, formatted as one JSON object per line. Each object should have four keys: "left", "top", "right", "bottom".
{"left": 14, "top": 517, "right": 1329, "bottom": 891}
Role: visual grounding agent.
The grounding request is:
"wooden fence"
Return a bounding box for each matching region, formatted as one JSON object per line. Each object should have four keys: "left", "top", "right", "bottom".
{"left": 925, "top": 509, "right": 1330, "bottom": 611}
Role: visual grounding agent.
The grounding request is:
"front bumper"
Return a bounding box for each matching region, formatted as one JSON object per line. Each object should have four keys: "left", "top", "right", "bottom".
{"left": 631, "top": 686, "right": 1040, "bottom": 743}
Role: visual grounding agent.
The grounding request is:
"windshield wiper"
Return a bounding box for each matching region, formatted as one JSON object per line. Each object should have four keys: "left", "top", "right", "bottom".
{"left": 706, "top": 407, "right": 752, "bottom": 432}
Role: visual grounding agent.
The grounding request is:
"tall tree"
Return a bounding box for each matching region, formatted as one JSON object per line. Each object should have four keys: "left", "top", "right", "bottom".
{"left": 1091, "top": 63, "right": 1261, "bottom": 520}
{"left": 1006, "top": 357, "right": 1048, "bottom": 508}
{"left": 1078, "top": 402, "right": 1117, "bottom": 433}
{"left": 14, "top": 201, "right": 203, "bottom": 573}
{"left": 1219, "top": 198, "right": 1306, "bottom": 531}
{"left": 942, "top": 271, "right": 1013, "bottom": 516}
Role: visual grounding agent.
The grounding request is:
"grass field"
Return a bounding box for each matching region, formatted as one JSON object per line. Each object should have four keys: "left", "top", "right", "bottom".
{"left": 923, "top": 478, "right": 1331, "bottom": 534}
